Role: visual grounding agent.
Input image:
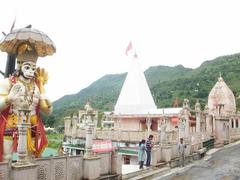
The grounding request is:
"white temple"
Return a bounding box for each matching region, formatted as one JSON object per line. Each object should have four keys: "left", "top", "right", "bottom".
{"left": 208, "top": 76, "right": 236, "bottom": 114}
{"left": 114, "top": 54, "right": 157, "bottom": 114}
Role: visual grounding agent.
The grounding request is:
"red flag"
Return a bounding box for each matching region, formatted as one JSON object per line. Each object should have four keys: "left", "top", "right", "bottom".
{"left": 125, "top": 41, "right": 133, "bottom": 55}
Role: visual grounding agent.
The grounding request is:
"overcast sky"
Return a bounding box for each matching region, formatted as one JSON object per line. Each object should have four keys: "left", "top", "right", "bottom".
{"left": 0, "top": 0, "right": 240, "bottom": 101}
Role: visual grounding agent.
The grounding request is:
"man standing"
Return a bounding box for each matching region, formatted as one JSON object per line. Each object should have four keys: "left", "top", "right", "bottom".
{"left": 145, "top": 134, "right": 154, "bottom": 167}
{"left": 177, "top": 138, "right": 187, "bottom": 167}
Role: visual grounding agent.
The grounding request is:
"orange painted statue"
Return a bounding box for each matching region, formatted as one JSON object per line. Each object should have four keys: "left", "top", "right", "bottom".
{"left": 0, "top": 44, "right": 52, "bottom": 161}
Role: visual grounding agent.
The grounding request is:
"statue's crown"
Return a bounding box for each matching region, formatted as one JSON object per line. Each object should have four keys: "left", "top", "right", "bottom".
{"left": 16, "top": 43, "right": 38, "bottom": 62}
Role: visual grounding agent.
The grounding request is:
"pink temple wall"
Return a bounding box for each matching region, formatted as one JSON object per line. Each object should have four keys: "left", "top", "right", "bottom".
{"left": 119, "top": 118, "right": 142, "bottom": 131}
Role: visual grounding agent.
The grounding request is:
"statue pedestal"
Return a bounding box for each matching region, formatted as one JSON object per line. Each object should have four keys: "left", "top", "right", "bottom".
{"left": 12, "top": 163, "right": 38, "bottom": 180}
{"left": 83, "top": 156, "right": 100, "bottom": 180}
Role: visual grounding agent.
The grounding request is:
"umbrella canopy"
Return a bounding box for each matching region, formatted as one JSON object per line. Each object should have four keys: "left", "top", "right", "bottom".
{"left": 0, "top": 27, "right": 56, "bottom": 57}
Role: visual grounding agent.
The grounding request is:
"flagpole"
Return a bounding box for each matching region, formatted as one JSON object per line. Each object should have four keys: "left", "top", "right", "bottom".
{"left": 4, "top": 54, "right": 16, "bottom": 78}
{"left": 4, "top": 17, "right": 17, "bottom": 78}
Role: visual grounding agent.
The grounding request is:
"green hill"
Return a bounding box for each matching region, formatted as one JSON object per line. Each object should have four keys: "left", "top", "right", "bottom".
{"left": 43, "top": 53, "right": 240, "bottom": 127}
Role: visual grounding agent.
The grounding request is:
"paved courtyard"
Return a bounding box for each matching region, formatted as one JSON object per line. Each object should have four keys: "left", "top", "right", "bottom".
{"left": 160, "top": 143, "right": 240, "bottom": 180}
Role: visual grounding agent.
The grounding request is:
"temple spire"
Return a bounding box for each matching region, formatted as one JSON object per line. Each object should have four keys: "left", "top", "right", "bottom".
{"left": 114, "top": 52, "right": 156, "bottom": 114}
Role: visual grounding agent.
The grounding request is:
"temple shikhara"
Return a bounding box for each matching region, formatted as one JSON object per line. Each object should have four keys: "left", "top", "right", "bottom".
{"left": 64, "top": 51, "right": 240, "bottom": 166}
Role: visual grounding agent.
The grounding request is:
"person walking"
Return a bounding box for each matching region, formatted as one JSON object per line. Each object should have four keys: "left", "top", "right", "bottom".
{"left": 145, "top": 134, "right": 154, "bottom": 167}
{"left": 177, "top": 138, "right": 187, "bottom": 167}
{"left": 138, "top": 139, "right": 146, "bottom": 169}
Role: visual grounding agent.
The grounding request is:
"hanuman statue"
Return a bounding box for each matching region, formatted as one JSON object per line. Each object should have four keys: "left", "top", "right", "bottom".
{"left": 0, "top": 43, "right": 52, "bottom": 161}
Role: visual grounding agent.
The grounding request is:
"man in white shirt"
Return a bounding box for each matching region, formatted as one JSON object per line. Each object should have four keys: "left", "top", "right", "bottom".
{"left": 177, "top": 138, "right": 186, "bottom": 167}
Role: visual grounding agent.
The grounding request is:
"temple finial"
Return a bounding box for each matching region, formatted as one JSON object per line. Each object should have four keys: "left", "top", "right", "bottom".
{"left": 219, "top": 72, "right": 222, "bottom": 78}
{"left": 134, "top": 50, "right": 138, "bottom": 58}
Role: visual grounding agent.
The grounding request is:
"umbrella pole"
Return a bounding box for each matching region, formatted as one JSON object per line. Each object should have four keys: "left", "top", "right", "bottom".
{"left": 4, "top": 54, "right": 16, "bottom": 78}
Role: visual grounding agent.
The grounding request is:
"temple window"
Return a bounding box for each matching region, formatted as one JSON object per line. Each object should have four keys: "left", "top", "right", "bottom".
{"left": 232, "top": 120, "right": 234, "bottom": 128}
{"left": 236, "top": 119, "right": 239, "bottom": 128}
{"left": 123, "top": 155, "right": 130, "bottom": 164}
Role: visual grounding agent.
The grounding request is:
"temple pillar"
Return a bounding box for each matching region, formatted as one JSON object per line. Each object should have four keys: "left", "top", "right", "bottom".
{"left": 84, "top": 122, "right": 95, "bottom": 157}
{"left": 179, "top": 99, "right": 191, "bottom": 142}
{"left": 71, "top": 114, "right": 78, "bottom": 138}
{"left": 185, "top": 115, "right": 190, "bottom": 139}
{"left": 196, "top": 112, "right": 201, "bottom": 133}
{"left": 206, "top": 114, "right": 211, "bottom": 134}
{"left": 83, "top": 102, "right": 97, "bottom": 158}
{"left": 15, "top": 109, "right": 31, "bottom": 165}
{"left": 195, "top": 100, "right": 201, "bottom": 133}
{"left": 213, "top": 116, "right": 216, "bottom": 136}
{"left": 117, "top": 118, "right": 121, "bottom": 147}
{"left": 146, "top": 116, "right": 152, "bottom": 138}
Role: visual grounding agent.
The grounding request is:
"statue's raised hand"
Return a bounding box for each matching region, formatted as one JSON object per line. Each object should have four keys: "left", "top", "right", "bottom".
{"left": 8, "top": 83, "right": 24, "bottom": 103}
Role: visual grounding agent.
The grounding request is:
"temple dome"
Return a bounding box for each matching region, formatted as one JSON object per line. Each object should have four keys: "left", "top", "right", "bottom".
{"left": 208, "top": 76, "right": 236, "bottom": 114}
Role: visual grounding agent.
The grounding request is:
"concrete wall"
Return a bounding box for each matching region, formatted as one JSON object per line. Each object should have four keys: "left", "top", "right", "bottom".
{"left": 0, "top": 161, "right": 10, "bottom": 180}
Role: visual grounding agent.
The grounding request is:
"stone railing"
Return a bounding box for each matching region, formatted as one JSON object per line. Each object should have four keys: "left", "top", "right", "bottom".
{"left": 66, "top": 129, "right": 160, "bottom": 143}
{"left": 0, "top": 161, "right": 9, "bottom": 180}
{"left": 0, "top": 152, "right": 122, "bottom": 180}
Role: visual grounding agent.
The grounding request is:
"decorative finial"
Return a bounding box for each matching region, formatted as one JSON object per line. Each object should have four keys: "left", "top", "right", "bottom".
{"left": 218, "top": 72, "right": 223, "bottom": 81}
{"left": 134, "top": 50, "right": 138, "bottom": 58}
{"left": 195, "top": 99, "right": 201, "bottom": 111}
{"left": 84, "top": 99, "right": 93, "bottom": 113}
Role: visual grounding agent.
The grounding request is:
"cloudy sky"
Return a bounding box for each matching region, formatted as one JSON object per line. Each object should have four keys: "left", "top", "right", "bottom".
{"left": 0, "top": 0, "right": 240, "bottom": 101}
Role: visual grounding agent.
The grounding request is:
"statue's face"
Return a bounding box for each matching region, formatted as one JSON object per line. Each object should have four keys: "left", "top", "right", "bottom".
{"left": 21, "top": 61, "right": 36, "bottom": 79}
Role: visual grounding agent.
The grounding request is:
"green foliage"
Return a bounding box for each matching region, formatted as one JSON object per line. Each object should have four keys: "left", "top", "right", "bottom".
{"left": 43, "top": 53, "right": 240, "bottom": 128}
{"left": 46, "top": 132, "right": 64, "bottom": 149}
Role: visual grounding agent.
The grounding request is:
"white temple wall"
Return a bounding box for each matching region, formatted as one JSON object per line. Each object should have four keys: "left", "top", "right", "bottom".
{"left": 215, "top": 120, "right": 229, "bottom": 142}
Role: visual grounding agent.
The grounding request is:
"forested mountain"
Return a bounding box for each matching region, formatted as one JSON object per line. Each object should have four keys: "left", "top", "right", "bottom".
{"left": 43, "top": 53, "right": 240, "bottom": 127}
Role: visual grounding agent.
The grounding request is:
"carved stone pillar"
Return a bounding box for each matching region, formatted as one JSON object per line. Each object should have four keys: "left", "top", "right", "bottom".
{"left": 212, "top": 116, "right": 216, "bottom": 136}
{"left": 160, "top": 118, "right": 167, "bottom": 144}
{"left": 84, "top": 121, "right": 95, "bottom": 158}
{"left": 183, "top": 99, "right": 190, "bottom": 140}
{"left": 196, "top": 111, "right": 201, "bottom": 133}
{"left": 205, "top": 114, "right": 210, "bottom": 134}
{"left": 117, "top": 118, "right": 121, "bottom": 147}
{"left": 83, "top": 101, "right": 97, "bottom": 158}
{"left": 15, "top": 109, "right": 31, "bottom": 165}
{"left": 146, "top": 117, "right": 152, "bottom": 138}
